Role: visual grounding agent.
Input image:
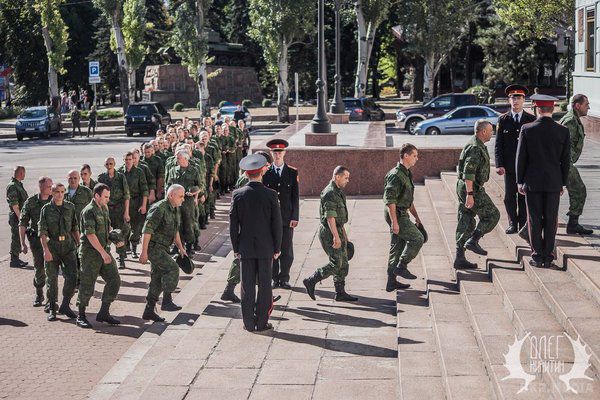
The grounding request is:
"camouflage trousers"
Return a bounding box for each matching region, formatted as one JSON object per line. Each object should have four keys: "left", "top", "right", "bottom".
{"left": 108, "top": 202, "right": 131, "bottom": 257}
{"left": 317, "top": 225, "right": 349, "bottom": 284}
{"left": 455, "top": 180, "right": 500, "bottom": 248}
{"left": 27, "top": 232, "right": 46, "bottom": 289}
{"left": 9, "top": 213, "right": 21, "bottom": 257}
{"left": 567, "top": 165, "right": 586, "bottom": 217}
{"left": 180, "top": 197, "right": 196, "bottom": 245}
{"left": 45, "top": 240, "right": 78, "bottom": 303}
{"left": 146, "top": 243, "right": 180, "bottom": 303}
{"left": 128, "top": 196, "right": 145, "bottom": 245}
{"left": 385, "top": 210, "right": 424, "bottom": 275}
{"left": 227, "top": 258, "right": 240, "bottom": 285}
{"left": 77, "top": 246, "right": 121, "bottom": 307}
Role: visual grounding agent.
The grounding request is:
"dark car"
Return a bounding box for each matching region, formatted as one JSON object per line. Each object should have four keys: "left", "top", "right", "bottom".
{"left": 15, "top": 106, "right": 62, "bottom": 141}
{"left": 343, "top": 97, "right": 385, "bottom": 121}
{"left": 124, "top": 102, "right": 171, "bottom": 136}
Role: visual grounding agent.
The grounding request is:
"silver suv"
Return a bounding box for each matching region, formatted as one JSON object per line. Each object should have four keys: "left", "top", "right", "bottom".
{"left": 15, "top": 106, "right": 62, "bottom": 141}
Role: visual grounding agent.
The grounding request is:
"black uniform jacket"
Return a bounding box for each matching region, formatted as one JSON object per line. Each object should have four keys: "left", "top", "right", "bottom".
{"left": 263, "top": 164, "right": 300, "bottom": 226}
{"left": 230, "top": 181, "right": 283, "bottom": 258}
{"left": 495, "top": 111, "right": 536, "bottom": 173}
{"left": 516, "top": 116, "right": 570, "bottom": 193}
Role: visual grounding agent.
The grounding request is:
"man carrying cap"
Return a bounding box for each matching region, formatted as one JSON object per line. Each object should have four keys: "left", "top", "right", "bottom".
{"left": 230, "top": 154, "right": 282, "bottom": 332}
{"left": 262, "top": 139, "right": 299, "bottom": 290}
{"left": 495, "top": 84, "right": 536, "bottom": 234}
{"left": 516, "top": 94, "right": 570, "bottom": 268}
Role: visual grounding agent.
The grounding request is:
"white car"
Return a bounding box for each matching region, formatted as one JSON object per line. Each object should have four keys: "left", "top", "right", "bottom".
{"left": 219, "top": 105, "right": 252, "bottom": 128}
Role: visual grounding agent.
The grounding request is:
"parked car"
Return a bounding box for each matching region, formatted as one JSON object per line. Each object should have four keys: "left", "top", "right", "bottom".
{"left": 396, "top": 93, "right": 509, "bottom": 134}
{"left": 124, "top": 102, "right": 171, "bottom": 136}
{"left": 343, "top": 97, "right": 385, "bottom": 121}
{"left": 413, "top": 106, "right": 500, "bottom": 136}
{"left": 15, "top": 106, "right": 62, "bottom": 141}
{"left": 219, "top": 105, "right": 252, "bottom": 128}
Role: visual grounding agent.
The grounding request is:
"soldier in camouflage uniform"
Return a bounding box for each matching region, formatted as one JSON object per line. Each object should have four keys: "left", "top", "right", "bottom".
{"left": 66, "top": 170, "right": 93, "bottom": 289}
{"left": 139, "top": 184, "right": 187, "bottom": 322}
{"left": 559, "top": 94, "right": 594, "bottom": 235}
{"left": 206, "top": 129, "right": 222, "bottom": 219}
{"left": 303, "top": 166, "right": 358, "bottom": 302}
{"left": 201, "top": 132, "right": 215, "bottom": 227}
{"left": 80, "top": 164, "right": 97, "bottom": 191}
{"left": 132, "top": 148, "right": 156, "bottom": 204}
{"left": 98, "top": 157, "right": 131, "bottom": 268}
{"left": 7, "top": 166, "right": 29, "bottom": 268}
{"left": 76, "top": 183, "right": 122, "bottom": 329}
{"left": 383, "top": 144, "right": 423, "bottom": 292}
{"left": 193, "top": 139, "right": 209, "bottom": 232}
{"left": 454, "top": 120, "right": 500, "bottom": 269}
{"left": 39, "top": 183, "right": 79, "bottom": 321}
{"left": 119, "top": 152, "right": 148, "bottom": 259}
{"left": 19, "top": 177, "right": 53, "bottom": 307}
{"left": 142, "top": 143, "right": 165, "bottom": 201}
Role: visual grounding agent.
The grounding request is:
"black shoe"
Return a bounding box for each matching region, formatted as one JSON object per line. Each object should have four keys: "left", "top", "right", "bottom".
{"left": 161, "top": 292, "right": 182, "bottom": 311}
{"left": 118, "top": 255, "right": 126, "bottom": 270}
{"left": 194, "top": 242, "right": 202, "bottom": 251}
{"left": 256, "top": 323, "right": 273, "bottom": 332}
{"left": 47, "top": 303, "right": 57, "bottom": 321}
{"left": 96, "top": 302, "right": 121, "bottom": 325}
{"left": 76, "top": 315, "right": 92, "bottom": 329}
{"left": 131, "top": 244, "right": 139, "bottom": 259}
{"left": 33, "top": 287, "right": 44, "bottom": 307}
{"left": 465, "top": 237, "right": 488, "bottom": 256}
{"left": 200, "top": 224, "right": 207, "bottom": 230}
{"left": 454, "top": 247, "right": 478, "bottom": 269}
{"left": 505, "top": 223, "right": 518, "bottom": 234}
{"left": 221, "top": 283, "right": 241, "bottom": 303}
{"left": 393, "top": 263, "right": 417, "bottom": 280}
{"left": 10, "top": 255, "right": 26, "bottom": 268}
{"left": 303, "top": 271, "right": 323, "bottom": 300}
{"left": 528, "top": 259, "right": 542, "bottom": 268}
{"left": 142, "top": 302, "right": 165, "bottom": 322}
{"left": 334, "top": 282, "right": 358, "bottom": 302}
{"left": 567, "top": 216, "right": 594, "bottom": 235}
{"left": 59, "top": 300, "right": 77, "bottom": 319}
{"left": 279, "top": 281, "right": 292, "bottom": 290}
{"left": 386, "top": 275, "right": 410, "bottom": 292}
{"left": 272, "top": 280, "right": 280, "bottom": 289}
{"left": 185, "top": 243, "right": 195, "bottom": 256}
{"left": 543, "top": 260, "right": 555, "bottom": 269}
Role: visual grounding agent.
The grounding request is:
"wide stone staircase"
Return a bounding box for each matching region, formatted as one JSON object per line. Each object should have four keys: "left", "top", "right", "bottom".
{"left": 395, "top": 170, "right": 600, "bottom": 399}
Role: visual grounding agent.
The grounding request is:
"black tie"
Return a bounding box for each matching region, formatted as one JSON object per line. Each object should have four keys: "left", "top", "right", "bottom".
{"left": 514, "top": 114, "right": 519, "bottom": 124}
{"left": 276, "top": 167, "right": 281, "bottom": 177}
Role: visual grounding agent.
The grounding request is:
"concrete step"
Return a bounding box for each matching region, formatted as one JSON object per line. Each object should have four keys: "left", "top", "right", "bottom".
{"left": 429, "top": 177, "right": 600, "bottom": 396}
{"left": 414, "top": 187, "right": 495, "bottom": 399}
{"left": 441, "top": 171, "right": 600, "bottom": 309}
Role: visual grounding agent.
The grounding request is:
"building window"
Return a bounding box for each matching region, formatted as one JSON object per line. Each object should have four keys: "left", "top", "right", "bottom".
{"left": 586, "top": 9, "right": 595, "bottom": 71}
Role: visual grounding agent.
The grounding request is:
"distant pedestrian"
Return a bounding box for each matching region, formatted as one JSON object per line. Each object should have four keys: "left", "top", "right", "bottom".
{"left": 71, "top": 107, "right": 82, "bottom": 137}
{"left": 87, "top": 106, "right": 97, "bottom": 137}
{"left": 60, "top": 91, "right": 69, "bottom": 115}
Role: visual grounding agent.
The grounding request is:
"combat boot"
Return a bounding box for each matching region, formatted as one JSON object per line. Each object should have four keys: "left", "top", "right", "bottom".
{"left": 76, "top": 306, "right": 92, "bottom": 329}
{"left": 161, "top": 292, "right": 182, "bottom": 311}
{"left": 47, "top": 303, "right": 57, "bottom": 321}
{"left": 220, "top": 282, "right": 241, "bottom": 303}
{"left": 194, "top": 238, "right": 202, "bottom": 251}
{"left": 96, "top": 302, "right": 121, "bottom": 325}
{"left": 118, "top": 254, "right": 126, "bottom": 269}
{"left": 142, "top": 301, "right": 165, "bottom": 322}
{"left": 303, "top": 270, "right": 323, "bottom": 300}
{"left": 334, "top": 282, "right": 358, "bottom": 302}
{"left": 58, "top": 297, "right": 77, "bottom": 319}
{"left": 465, "top": 230, "right": 487, "bottom": 255}
{"left": 185, "top": 242, "right": 195, "bottom": 256}
{"left": 453, "top": 247, "right": 478, "bottom": 270}
{"left": 566, "top": 215, "right": 594, "bottom": 235}
{"left": 393, "top": 262, "right": 417, "bottom": 280}
{"left": 33, "top": 286, "right": 44, "bottom": 307}
{"left": 10, "top": 254, "right": 27, "bottom": 268}
{"left": 386, "top": 274, "right": 411, "bottom": 292}
{"left": 130, "top": 243, "right": 139, "bottom": 259}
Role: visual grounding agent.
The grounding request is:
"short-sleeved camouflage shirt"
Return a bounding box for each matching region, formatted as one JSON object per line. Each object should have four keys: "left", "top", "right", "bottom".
{"left": 320, "top": 181, "right": 348, "bottom": 228}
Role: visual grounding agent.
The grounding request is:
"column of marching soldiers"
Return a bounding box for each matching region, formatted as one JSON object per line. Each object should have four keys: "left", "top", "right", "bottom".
{"left": 5, "top": 87, "right": 595, "bottom": 333}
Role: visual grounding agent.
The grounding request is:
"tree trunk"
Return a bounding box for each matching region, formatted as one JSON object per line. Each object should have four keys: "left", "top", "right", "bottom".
{"left": 112, "top": 13, "right": 130, "bottom": 113}
{"left": 424, "top": 53, "right": 446, "bottom": 100}
{"left": 128, "top": 68, "right": 136, "bottom": 102}
{"left": 411, "top": 59, "right": 425, "bottom": 102}
{"left": 277, "top": 43, "right": 290, "bottom": 123}
{"left": 197, "top": 63, "right": 210, "bottom": 116}
{"left": 354, "top": 1, "right": 376, "bottom": 98}
{"left": 41, "top": 26, "right": 59, "bottom": 99}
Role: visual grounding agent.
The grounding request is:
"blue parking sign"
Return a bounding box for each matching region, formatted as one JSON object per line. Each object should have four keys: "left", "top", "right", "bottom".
{"left": 89, "top": 61, "right": 100, "bottom": 78}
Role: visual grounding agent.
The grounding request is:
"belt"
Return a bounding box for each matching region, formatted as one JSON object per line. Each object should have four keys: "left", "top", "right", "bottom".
{"left": 50, "top": 235, "right": 69, "bottom": 242}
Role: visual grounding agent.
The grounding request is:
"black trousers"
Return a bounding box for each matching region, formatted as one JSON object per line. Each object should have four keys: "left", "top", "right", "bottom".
{"left": 504, "top": 172, "right": 527, "bottom": 228}
{"left": 525, "top": 191, "right": 560, "bottom": 263}
{"left": 272, "top": 226, "right": 294, "bottom": 283}
{"left": 241, "top": 258, "right": 273, "bottom": 330}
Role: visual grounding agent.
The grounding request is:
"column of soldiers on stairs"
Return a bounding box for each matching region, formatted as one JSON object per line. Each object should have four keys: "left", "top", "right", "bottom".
{"left": 5, "top": 116, "right": 250, "bottom": 327}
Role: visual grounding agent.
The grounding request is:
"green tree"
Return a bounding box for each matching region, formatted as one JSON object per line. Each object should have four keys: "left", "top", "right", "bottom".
{"left": 493, "top": 0, "right": 574, "bottom": 38}
{"left": 90, "top": 14, "right": 120, "bottom": 101}
{"left": 123, "top": 0, "right": 147, "bottom": 101}
{"left": 34, "top": 0, "right": 69, "bottom": 100}
{"left": 248, "top": 0, "right": 314, "bottom": 122}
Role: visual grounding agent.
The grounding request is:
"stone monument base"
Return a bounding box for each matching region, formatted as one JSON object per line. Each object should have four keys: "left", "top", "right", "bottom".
{"left": 305, "top": 132, "right": 338, "bottom": 146}
{"left": 327, "top": 113, "right": 350, "bottom": 124}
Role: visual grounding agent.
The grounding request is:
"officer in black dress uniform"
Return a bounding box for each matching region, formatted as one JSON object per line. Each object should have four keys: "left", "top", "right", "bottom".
{"left": 516, "top": 94, "right": 570, "bottom": 268}
{"left": 495, "top": 84, "right": 536, "bottom": 234}
{"left": 262, "top": 139, "right": 299, "bottom": 289}
{"left": 230, "top": 154, "right": 283, "bottom": 332}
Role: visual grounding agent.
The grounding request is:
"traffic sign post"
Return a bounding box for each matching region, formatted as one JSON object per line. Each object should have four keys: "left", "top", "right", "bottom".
{"left": 89, "top": 61, "right": 100, "bottom": 106}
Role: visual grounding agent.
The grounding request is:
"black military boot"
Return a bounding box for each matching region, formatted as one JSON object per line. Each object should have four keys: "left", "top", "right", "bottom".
{"left": 142, "top": 301, "right": 165, "bottom": 322}
{"left": 505, "top": 222, "right": 518, "bottom": 234}
{"left": 454, "top": 247, "right": 478, "bottom": 270}
{"left": 194, "top": 238, "right": 202, "bottom": 251}
{"left": 10, "top": 254, "right": 27, "bottom": 268}
{"left": 58, "top": 297, "right": 77, "bottom": 319}
{"left": 334, "top": 282, "right": 358, "bottom": 302}
{"left": 220, "top": 282, "right": 241, "bottom": 303}
{"left": 465, "top": 230, "right": 488, "bottom": 255}
{"left": 47, "top": 302, "right": 57, "bottom": 321}
{"left": 210, "top": 210, "right": 216, "bottom": 219}
{"left": 185, "top": 242, "right": 195, "bottom": 256}
{"left": 386, "top": 274, "right": 411, "bottom": 292}
{"left": 33, "top": 286, "right": 44, "bottom": 307}
{"left": 96, "top": 302, "right": 121, "bottom": 325}
{"left": 566, "top": 215, "right": 594, "bottom": 235}
{"left": 76, "top": 306, "right": 92, "bottom": 329}
{"left": 303, "top": 270, "right": 323, "bottom": 300}
{"left": 393, "top": 262, "right": 417, "bottom": 280}
{"left": 130, "top": 243, "right": 139, "bottom": 259}
{"left": 161, "top": 292, "right": 182, "bottom": 311}
{"left": 118, "top": 254, "right": 126, "bottom": 270}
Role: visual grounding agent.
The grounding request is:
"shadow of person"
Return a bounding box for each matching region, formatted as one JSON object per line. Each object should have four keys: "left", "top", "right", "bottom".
{"left": 282, "top": 305, "right": 394, "bottom": 329}
{"left": 0, "top": 317, "right": 28, "bottom": 327}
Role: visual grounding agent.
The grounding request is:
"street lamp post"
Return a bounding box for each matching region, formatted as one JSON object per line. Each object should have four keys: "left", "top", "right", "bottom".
{"left": 329, "top": 0, "right": 345, "bottom": 114}
{"left": 311, "top": 0, "right": 331, "bottom": 133}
